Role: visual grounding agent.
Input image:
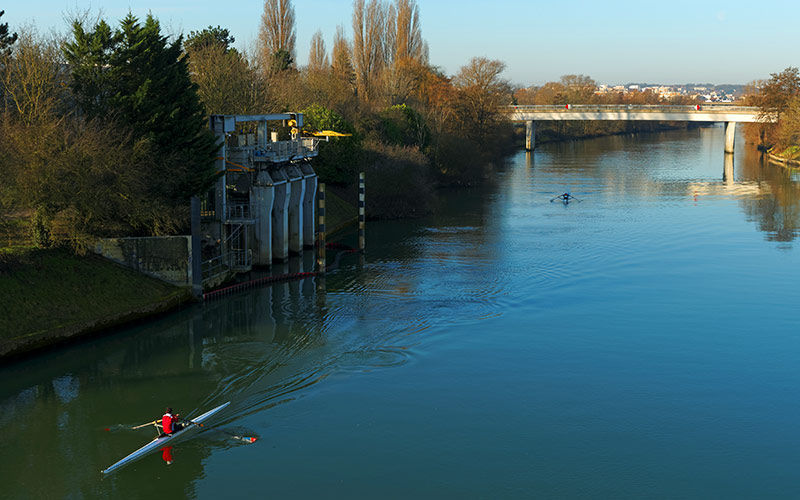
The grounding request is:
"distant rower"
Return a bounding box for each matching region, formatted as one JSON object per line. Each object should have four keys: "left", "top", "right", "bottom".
{"left": 551, "top": 193, "right": 577, "bottom": 203}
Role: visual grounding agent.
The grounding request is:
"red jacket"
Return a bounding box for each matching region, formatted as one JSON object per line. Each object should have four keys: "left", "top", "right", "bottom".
{"left": 162, "top": 413, "right": 175, "bottom": 434}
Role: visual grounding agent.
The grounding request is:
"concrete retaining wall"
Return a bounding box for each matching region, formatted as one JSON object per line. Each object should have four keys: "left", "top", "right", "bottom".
{"left": 95, "top": 236, "right": 193, "bottom": 286}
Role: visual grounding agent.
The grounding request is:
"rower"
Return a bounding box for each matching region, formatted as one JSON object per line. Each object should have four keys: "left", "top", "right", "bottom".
{"left": 551, "top": 192, "right": 575, "bottom": 203}
{"left": 161, "top": 407, "right": 184, "bottom": 436}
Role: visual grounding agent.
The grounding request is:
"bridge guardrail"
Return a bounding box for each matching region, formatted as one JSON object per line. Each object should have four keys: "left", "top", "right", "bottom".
{"left": 507, "top": 104, "right": 761, "bottom": 113}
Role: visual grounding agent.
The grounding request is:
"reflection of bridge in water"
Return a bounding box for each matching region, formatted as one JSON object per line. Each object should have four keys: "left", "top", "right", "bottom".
{"left": 689, "top": 155, "right": 771, "bottom": 198}
{"left": 507, "top": 104, "right": 774, "bottom": 154}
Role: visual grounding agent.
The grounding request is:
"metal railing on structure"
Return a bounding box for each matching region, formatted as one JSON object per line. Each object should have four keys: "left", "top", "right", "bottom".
{"left": 506, "top": 104, "right": 761, "bottom": 114}
{"left": 302, "top": 137, "right": 323, "bottom": 152}
{"left": 202, "top": 253, "right": 228, "bottom": 283}
{"left": 229, "top": 249, "right": 252, "bottom": 271}
{"left": 200, "top": 198, "right": 216, "bottom": 219}
{"left": 268, "top": 141, "right": 299, "bottom": 158}
{"left": 259, "top": 139, "right": 320, "bottom": 159}
{"left": 226, "top": 203, "right": 251, "bottom": 221}
{"left": 201, "top": 248, "right": 253, "bottom": 283}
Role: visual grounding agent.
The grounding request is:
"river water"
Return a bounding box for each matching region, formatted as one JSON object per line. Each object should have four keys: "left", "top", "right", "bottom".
{"left": 3, "top": 127, "right": 800, "bottom": 498}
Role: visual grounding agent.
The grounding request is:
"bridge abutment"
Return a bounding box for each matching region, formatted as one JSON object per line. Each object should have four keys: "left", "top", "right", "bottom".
{"left": 525, "top": 120, "right": 535, "bottom": 151}
{"left": 724, "top": 122, "right": 736, "bottom": 154}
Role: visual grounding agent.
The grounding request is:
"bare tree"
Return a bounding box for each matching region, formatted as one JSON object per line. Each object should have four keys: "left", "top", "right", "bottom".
{"left": 352, "top": 0, "right": 388, "bottom": 102}
{"left": 331, "top": 24, "right": 353, "bottom": 83}
{"left": 394, "top": 0, "right": 423, "bottom": 62}
{"left": 0, "top": 31, "right": 64, "bottom": 124}
{"left": 188, "top": 44, "right": 268, "bottom": 115}
{"left": 453, "top": 57, "right": 508, "bottom": 94}
{"left": 383, "top": 2, "right": 396, "bottom": 66}
{"left": 258, "top": 0, "right": 296, "bottom": 69}
{"left": 307, "top": 30, "right": 329, "bottom": 72}
{"left": 453, "top": 57, "right": 511, "bottom": 144}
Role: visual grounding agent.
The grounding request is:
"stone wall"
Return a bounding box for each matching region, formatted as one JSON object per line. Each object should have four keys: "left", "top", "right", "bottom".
{"left": 95, "top": 236, "right": 193, "bottom": 286}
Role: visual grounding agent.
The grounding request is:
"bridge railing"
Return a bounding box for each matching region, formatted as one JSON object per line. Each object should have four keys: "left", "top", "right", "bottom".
{"left": 507, "top": 104, "right": 761, "bottom": 114}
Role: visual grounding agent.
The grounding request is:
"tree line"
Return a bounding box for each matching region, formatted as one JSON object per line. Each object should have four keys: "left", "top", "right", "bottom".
{"left": 0, "top": 12, "right": 217, "bottom": 250}
{"left": 189, "top": 0, "right": 517, "bottom": 216}
{"left": 0, "top": 2, "right": 519, "bottom": 249}
{"left": 7, "top": 0, "right": 757, "bottom": 252}
{"left": 742, "top": 67, "right": 800, "bottom": 157}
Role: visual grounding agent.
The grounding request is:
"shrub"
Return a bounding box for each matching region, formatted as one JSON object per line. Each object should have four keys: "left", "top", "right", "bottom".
{"left": 362, "top": 140, "right": 433, "bottom": 219}
{"left": 302, "top": 104, "right": 363, "bottom": 185}
{"left": 31, "top": 207, "right": 51, "bottom": 248}
{"left": 431, "top": 133, "right": 488, "bottom": 187}
{"left": 378, "top": 104, "right": 429, "bottom": 148}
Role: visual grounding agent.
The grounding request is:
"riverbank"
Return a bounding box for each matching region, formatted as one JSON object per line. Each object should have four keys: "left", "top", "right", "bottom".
{"left": 325, "top": 189, "right": 359, "bottom": 233}
{"left": 767, "top": 146, "right": 800, "bottom": 168}
{"left": 0, "top": 190, "right": 354, "bottom": 360}
{"left": 0, "top": 247, "right": 193, "bottom": 360}
{"left": 0, "top": 143, "right": 512, "bottom": 360}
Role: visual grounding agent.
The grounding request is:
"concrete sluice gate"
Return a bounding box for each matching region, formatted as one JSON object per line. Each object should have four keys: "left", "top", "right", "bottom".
{"left": 198, "top": 114, "right": 321, "bottom": 288}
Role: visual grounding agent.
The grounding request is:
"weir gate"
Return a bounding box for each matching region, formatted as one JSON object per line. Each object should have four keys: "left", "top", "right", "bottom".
{"left": 506, "top": 104, "right": 774, "bottom": 153}
{"left": 197, "top": 113, "right": 322, "bottom": 288}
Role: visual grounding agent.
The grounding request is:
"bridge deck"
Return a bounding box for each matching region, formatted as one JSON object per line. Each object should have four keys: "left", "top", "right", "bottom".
{"left": 507, "top": 104, "right": 772, "bottom": 123}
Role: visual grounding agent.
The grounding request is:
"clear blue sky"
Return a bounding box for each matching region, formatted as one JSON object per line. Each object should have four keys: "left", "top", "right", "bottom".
{"left": 6, "top": 0, "right": 798, "bottom": 85}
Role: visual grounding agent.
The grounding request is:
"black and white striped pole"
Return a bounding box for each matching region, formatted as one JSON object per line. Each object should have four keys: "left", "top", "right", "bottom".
{"left": 358, "top": 172, "right": 365, "bottom": 252}
{"left": 317, "top": 183, "right": 326, "bottom": 273}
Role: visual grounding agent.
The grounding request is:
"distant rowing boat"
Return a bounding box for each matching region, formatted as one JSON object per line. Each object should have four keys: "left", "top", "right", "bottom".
{"left": 101, "top": 401, "right": 231, "bottom": 474}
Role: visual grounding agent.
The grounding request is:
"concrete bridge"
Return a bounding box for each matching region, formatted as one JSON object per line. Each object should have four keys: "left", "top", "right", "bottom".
{"left": 506, "top": 104, "right": 774, "bottom": 154}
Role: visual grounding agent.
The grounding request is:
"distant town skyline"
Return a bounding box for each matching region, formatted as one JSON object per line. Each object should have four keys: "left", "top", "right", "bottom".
{"left": 6, "top": 0, "right": 798, "bottom": 85}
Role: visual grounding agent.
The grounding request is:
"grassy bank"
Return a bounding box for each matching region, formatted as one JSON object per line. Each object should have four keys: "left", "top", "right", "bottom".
{"left": 325, "top": 189, "right": 358, "bottom": 234}
{"left": 0, "top": 247, "right": 192, "bottom": 359}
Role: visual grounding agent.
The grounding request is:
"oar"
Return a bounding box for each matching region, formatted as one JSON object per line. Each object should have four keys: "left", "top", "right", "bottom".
{"left": 131, "top": 420, "right": 161, "bottom": 430}
{"left": 181, "top": 418, "right": 204, "bottom": 429}
{"left": 180, "top": 418, "right": 257, "bottom": 443}
{"left": 188, "top": 420, "right": 257, "bottom": 443}
{"left": 112, "top": 419, "right": 256, "bottom": 443}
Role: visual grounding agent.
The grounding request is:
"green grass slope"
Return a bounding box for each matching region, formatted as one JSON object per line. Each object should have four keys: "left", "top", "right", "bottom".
{"left": 326, "top": 189, "right": 358, "bottom": 234}
{"left": 0, "top": 247, "right": 192, "bottom": 358}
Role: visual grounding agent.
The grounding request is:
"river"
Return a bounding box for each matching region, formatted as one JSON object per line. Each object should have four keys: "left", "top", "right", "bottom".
{"left": 2, "top": 126, "right": 800, "bottom": 498}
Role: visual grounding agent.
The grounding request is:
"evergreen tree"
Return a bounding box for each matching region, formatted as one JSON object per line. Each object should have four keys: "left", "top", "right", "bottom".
{"left": 63, "top": 14, "right": 219, "bottom": 201}
{"left": 270, "top": 48, "right": 294, "bottom": 73}
{"left": 186, "top": 26, "right": 235, "bottom": 53}
{"left": 0, "top": 10, "right": 17, "bottom": 59}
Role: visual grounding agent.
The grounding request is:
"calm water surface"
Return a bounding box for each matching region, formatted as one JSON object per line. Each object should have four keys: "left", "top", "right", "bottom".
{"left": 3, "top": 127, "right": 800, "bottom": 498}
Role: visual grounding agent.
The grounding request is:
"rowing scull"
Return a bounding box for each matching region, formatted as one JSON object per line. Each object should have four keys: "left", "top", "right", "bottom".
{"left": 101, "top": 401, "right": 231, "bottom": 474}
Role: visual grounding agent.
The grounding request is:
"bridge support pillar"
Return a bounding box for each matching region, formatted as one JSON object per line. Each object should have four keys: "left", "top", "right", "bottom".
{"left": 301, "top": 164, "right": 317, "bottom": 248}
{"left": 271, "top": 168, "right": 290, "bottom": 262}
{"left": 724, "top": 122, "right": 736, "bottom": 154}
{"left": 525, "top": 120, "right": 535, "bottom": 151}
{"left": 287, "top": 165, "right": 304, "bottom": 254}
{"left": 252, "top": 171, "right": 275, "bottom": 266}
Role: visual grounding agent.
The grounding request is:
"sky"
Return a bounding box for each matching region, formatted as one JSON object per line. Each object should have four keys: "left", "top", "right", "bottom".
{"left": 6, "top": 0, "right": 799, "bottom": 86}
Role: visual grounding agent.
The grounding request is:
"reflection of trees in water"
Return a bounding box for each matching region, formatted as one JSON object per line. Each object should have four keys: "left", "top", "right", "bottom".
{"left": 738, "top": 151, "right": 800, "bottom": 242}
{"left": 0, "top": 170, "right": 499, "bottom": 497}
{"left": 534, "top": 130, "right": 800, "bottom": 242}
{"left": 0, "top": 318, "right": 214, "bottom": 497}
{"left": 0, "top": 278, "right": 327, "bottom": 496}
